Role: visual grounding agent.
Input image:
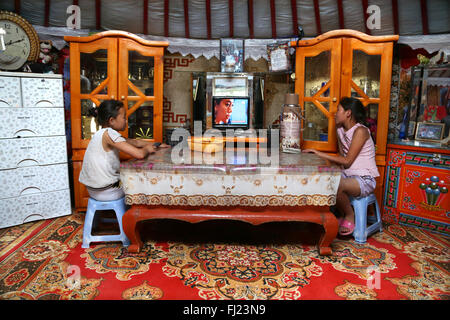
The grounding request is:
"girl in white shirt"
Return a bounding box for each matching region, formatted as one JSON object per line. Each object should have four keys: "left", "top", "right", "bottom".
{"left": 79, "top": 100, "right": 168, "bottom": 201}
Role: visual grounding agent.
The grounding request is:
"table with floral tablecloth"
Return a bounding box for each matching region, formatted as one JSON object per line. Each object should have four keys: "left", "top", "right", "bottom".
{"left": 120, "top": 148, "right": 341, "bottom": 255}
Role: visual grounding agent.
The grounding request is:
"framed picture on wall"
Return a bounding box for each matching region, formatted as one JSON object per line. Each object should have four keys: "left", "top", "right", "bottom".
{"left": 267, "top": 42, "right": 291, "bottom": 72}
{"left": 220, "top": 39, "right": 244, "bottom": 73}
{"left": 415, "top": 122, "right": 445, "bottom": 142}
{"left": 192, "top": 77, "right": 199, "bottom": 101}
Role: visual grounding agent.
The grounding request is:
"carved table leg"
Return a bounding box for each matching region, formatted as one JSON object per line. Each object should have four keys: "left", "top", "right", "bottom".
{"left": 122, "top": 207, "right": 144, "bottom": 253}
{"left": 122, "top": 204, "right": 339, "bottom": 255}
{"left": 318, "top": 211, "right": 339, "bottom": 255}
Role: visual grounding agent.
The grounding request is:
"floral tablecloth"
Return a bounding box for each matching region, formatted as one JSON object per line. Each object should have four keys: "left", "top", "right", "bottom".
{"left": 120, "top": 148, "right": 342, "bottom": 207}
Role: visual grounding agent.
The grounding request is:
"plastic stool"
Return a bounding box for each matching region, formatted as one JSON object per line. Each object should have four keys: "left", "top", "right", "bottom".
{"left": 82, "top": 197, "right": 130, "bottom": 248}
{"left": 349, "top": 193, "right": 383, "bottom": 244}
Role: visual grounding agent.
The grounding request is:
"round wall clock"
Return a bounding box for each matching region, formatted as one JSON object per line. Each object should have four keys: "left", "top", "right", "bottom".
{"left": 0, "top": 11, "right": 40, "bottom": 71}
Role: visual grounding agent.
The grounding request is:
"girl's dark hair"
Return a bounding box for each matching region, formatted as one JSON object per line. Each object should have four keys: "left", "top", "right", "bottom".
{"left": 339, "top": 97, "right": 367, "bottom": 125}
{"left": 88, "top": 100, "right": 124, "bottom": 126}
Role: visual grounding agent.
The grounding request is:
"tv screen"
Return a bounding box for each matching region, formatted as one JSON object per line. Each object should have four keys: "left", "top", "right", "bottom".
{"left": 212, "top": 97, "right": 249, "bottom": 129}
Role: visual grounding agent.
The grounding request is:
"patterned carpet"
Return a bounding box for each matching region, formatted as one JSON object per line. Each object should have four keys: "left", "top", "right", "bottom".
{"left": 0, "top": 212, "right": 448, "bottom": 300}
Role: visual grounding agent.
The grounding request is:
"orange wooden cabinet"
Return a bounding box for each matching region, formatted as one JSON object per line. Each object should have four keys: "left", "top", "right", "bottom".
{"left": 291, "top": 30, "right": 398, "bottom": 204}
{"left": 64, "top": 31, "right": 168, "bottom": 211}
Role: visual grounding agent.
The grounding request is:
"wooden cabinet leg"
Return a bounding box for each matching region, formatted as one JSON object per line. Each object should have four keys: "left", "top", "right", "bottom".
{"left": 318, "top": 211, "right": 339, "bottom": 255}
{"left": 122, "top": 207, "right": 143, "bottom": 253}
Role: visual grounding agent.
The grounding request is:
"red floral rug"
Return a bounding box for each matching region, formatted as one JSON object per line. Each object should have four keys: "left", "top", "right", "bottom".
{"left": 0, "top": 213, "right": 448, "bottom": 300}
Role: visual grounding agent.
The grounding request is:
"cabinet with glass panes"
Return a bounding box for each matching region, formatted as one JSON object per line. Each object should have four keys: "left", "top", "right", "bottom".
{"left": 64, "top": 31, "right": 168, "bottom": 211}
{"left": 291, "top": 30, "right": 398, "bottom": 205}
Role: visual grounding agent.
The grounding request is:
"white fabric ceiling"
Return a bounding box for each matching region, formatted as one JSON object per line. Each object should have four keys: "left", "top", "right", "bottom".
{"left": 1, "top": 0, "right": 449, "bottom": 37}
{"left": 1, "top": 0, "right": 449, "bottom": 60}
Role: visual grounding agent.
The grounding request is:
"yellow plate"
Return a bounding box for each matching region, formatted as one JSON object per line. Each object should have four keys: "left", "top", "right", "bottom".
{"left": 187, "top": 137, "right": 225, "bottom": 153}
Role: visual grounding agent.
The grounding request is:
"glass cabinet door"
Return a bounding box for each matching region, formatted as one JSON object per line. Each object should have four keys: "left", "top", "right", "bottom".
{"left": 350, "top": 49, "right": 381, "bottom": 143}
{"left": 73, "top": 38, "right": 118, "bottom": 149}
{"left": 295, "top": 38, "right": 342, "bottom": 151}
{"left": 118, "top": 39, "right": 164, "bottom": 142}
{"left": 341, "top": 38, "right": 393, "bottom": 156}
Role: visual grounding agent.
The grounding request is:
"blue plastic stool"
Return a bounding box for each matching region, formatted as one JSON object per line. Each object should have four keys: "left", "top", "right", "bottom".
{"left": 349, "top": 193, "right": 383, "bottom": 244}
{"left": 82, "top": 197, "right": 130, "bottom": 248}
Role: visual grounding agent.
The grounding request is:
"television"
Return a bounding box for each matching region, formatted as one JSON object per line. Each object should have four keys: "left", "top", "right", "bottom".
{"left": 212, "top": 97, "right": 250, "bottom": 130}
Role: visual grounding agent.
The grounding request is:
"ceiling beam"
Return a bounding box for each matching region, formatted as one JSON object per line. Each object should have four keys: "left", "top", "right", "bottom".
{"left": 270, "top": 0, "right": 276, "bottom": 38}
{"left": 229, "top": 0, "right": 234, "bottom": 37}
{"left": 420, "top": 0, "right": 429, "bottom": 35}
{"left": 95, "top": 0, "right": 101, "bottom": 30}
{"left": 14, "top": 0, "right": 20, "bottom": 15}
{"left": 391, "top": 0, "right": 399, "bottom": 34}
{"left": 184, "top": 0, "right": 190, "bottom": 38}
{"left": 313, "top": 0, "right": 322, "bottom": 35}
{"left": 290, "top": 0, "right": 299, "bottom": 36}
{"left": 248, "top": 0, "right": 254, "bottom": 38}
{"left": 143, "top": 0, "right": 148, "bottom": 35}
{"left": 337, "top": 0, "right": 344, "bottom": 29}
{"left": 164, "top": 0, "right": 169, "bottom": 37}
{"left": 44, "top": 0, "right": 50, "bottom": 27}
{"left": 362, "top": 0, "right": 371, "bottom": 35}
{"left": 206, "top": 0, "right": 211, "bottom": 39}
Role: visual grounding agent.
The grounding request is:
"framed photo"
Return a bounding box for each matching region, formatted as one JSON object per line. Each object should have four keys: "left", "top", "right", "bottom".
{"left": 267, "top": 42, "right": 291, "bottom": 72}
{"left": 260, "top": 78, "right": 264, "bottom": 101}
{"left": 407, "top": 121, "right": 416, "bottom": 138}
{"left": 220, "top": 39, "right": 244, "bottom": 73}
{"left": 415, "top": 122, "right": 445, "bottom": 142}
{"left": 192, "top": 77, "right": 199, "bottom": 101}
{"left": 213, "top": 76, "right": 248, "bottom": 97}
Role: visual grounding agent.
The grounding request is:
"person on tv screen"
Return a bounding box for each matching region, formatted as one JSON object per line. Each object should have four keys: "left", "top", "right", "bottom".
{"left": 214, "top": 98, "right": 233, "bottom": 124}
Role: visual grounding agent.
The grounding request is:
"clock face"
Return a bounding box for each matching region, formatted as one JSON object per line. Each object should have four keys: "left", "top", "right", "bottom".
{"left": 0, "top": 20, "right": 31, "bottom": 70}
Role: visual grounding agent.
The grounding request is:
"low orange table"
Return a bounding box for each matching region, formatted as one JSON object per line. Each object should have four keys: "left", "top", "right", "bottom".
{"left": 120, "top": 148, "right": 341, "bottom": 255}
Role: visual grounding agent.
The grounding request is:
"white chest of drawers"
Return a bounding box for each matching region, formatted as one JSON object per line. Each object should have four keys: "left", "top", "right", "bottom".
{"left": 0, "top": 72, "right": 71, "bottom": 229}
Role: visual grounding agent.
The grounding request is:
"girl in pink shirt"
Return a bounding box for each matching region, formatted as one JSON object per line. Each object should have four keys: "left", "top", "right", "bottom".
{"left": 303, "top": 97, "right": 379, "bottom": 236}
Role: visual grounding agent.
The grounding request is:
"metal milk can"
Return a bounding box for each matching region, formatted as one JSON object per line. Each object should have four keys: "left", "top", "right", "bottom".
{"left": 280, "top": 93, "right": 303, "bottom": 153}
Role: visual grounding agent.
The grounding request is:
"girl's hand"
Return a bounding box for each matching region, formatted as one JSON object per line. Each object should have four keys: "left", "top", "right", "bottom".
{"left": 154, "top": 142, "right": 170, "bottom": 148}
{"left": 145, "top": 144, "right": 156, "bottom": 154}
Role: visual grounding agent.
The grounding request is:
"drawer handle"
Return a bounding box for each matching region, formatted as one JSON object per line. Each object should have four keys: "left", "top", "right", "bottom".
{"left": 20, "top": 186, "right": 41, "bottom": 195}
{"left": 23, "top": 214, "right": 44, "bottom": 223}
{"left": 15, "top": 129, "right": 37, "bottom": 137}
{"left": 17, "top": 159, "right": 39, "bottom": 167}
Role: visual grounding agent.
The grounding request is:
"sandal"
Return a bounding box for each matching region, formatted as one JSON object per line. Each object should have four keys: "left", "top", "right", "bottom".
{"left": 339, "top": 219, "right": 355, "bottom": 236}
